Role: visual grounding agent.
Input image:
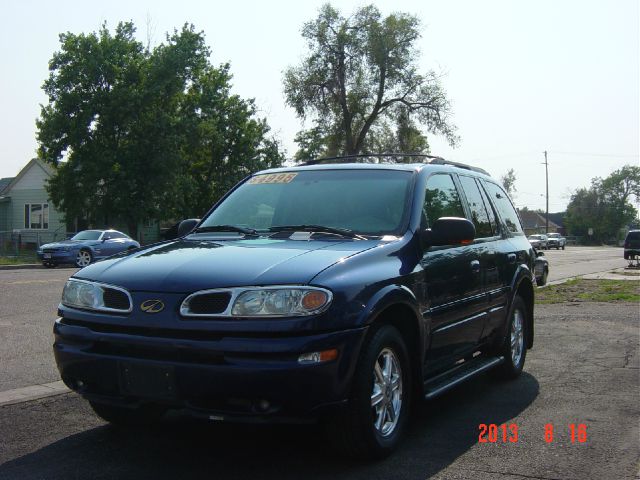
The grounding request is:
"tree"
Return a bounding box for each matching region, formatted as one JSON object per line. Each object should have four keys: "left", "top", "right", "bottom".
{"left": 38, "top": 22, "right": 284, "bottom": 238}
{"left": 284, "top": 4, "right": 457, "bottom": 158}
{"left": 565, "top": 165, "right": 639, "bottom": 243}
{"left": 500, "top": 169, "right": 517, "bottom": 198}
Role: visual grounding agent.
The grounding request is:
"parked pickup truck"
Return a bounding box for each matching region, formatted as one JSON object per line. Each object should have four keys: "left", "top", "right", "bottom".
{"left": 546, "top": 233, "right": 566, "bottom": 250}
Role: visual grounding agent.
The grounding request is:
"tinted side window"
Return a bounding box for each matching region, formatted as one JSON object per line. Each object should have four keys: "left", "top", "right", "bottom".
{"left": 458, "top": 175, "right": 495, "bottom": 238}
{"left": 423, "top": 174, "right": 465, "bottom": 226}
{"left": 110, "top": 232, "right": 126, "bottom": 239}
{"left": 482, "top": 181, "right": 523, "bottom": 235}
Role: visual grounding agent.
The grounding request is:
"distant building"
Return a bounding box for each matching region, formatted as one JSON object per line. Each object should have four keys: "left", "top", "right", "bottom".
{"left": 0, "top": 159, "right": 66, "bottom": 246}
{"left": 0, "top": 159, "right": 160, "bottom": 247}
{"left": 518, "top": 209, "right": 561, "bottom": 235}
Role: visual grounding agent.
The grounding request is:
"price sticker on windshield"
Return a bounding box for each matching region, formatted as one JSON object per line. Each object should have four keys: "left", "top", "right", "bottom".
{"left": 248, "top": 173, "right": 298, "bottom": 184}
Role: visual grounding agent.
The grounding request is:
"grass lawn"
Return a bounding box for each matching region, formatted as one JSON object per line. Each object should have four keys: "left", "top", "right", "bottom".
{"left": 536, "top": 278, "right": 640, "bottom": 304}
{"left": 0, "top": 253, "right": 38, "bottom": 265}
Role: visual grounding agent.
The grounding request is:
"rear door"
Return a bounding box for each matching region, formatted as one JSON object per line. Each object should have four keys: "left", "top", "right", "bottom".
{"left": 421, "top": 173, "right": 485, "bottom": 371}
{"left": 480, "top": 180, "right": 530, "bottom": 338}
{"left": 457, "top": 175, "right": 503, "bottom": 340}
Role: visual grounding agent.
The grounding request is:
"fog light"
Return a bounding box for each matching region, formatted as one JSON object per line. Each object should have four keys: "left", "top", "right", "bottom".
{"left": 298, "top": 348, "right": 338, "bottom": 364}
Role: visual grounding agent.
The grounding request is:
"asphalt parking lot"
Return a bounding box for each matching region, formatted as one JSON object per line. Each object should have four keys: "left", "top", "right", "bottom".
{"left": 0, "top": 246, "right": 637, "bottom": 479}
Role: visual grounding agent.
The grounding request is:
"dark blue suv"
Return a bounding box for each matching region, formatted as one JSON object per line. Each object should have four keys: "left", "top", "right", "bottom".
{"left": 54, "top": 155, "right": 535, "bottom": 458}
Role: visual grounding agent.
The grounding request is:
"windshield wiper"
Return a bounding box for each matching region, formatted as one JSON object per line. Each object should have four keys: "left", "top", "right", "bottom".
{"left": 193, "top": 225, "right": 259, "bottom": 236}
{"left": 268, "top": 224, "right": 367, "bottom": 240}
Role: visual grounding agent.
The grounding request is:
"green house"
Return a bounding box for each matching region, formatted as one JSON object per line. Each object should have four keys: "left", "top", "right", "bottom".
{"left": 0, "top": 159, "right": 66, "bottom": 247}
{"left": 0, "top": 159, "right": 161, "bottom": 247}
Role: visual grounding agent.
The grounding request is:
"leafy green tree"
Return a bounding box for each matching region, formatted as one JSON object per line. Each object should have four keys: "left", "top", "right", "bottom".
{"left": 38, "top": 22, "right": 283, "bottom": 238}
{"left": 178, "top": 65, "right": 284, "bottom": 216}
{"left": 284, "top": 4, "right": 457, "bottom": 157}
{"left": 565, "top": 165, "right": 639, "bottom": 243}
{"left": 500, "top": 168, "right": 517, "bottom": 198}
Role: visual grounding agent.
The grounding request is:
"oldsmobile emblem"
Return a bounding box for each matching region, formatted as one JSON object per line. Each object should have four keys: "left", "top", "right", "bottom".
{"left": 140, "top": 299, "right": 165, "bottom": 313}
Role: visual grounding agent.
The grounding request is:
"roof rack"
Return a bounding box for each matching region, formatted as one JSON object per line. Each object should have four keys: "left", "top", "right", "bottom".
{"left": 298, "top": 153, "right": 490, "bottom": 176}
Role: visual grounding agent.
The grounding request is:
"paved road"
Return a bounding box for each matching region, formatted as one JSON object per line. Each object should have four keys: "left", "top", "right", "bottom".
{"left": 0, "top": 246, "right": 627, "bottom": 392}
{"left": 0, "top": 302, "right": 637, "bottom": 479}
{"left": 543, "top": 246, "right": 626, "bottom": 283}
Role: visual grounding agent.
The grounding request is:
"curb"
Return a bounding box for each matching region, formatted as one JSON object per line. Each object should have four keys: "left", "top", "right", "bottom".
{"left": 0, "top": 381, "right": 71, "bottom": 407}
{"left": 0, "top": 263, "right": 43, "bottom": 270}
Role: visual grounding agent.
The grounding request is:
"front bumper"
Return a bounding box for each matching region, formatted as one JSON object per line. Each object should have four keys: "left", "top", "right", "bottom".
{"left": 53, "top": 318, "right": 367, "bottom": 422}
{"left": 38, "top": 251, "right": 75, "bottom": 263}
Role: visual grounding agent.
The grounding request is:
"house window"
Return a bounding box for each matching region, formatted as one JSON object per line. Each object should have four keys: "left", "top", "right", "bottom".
{"left": 24, "top": 203, "right": 49, "bottom": 229}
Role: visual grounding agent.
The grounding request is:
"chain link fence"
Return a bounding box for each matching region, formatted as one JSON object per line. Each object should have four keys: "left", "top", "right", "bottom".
{"left": 0, "top": 230, "right": 75, "bottom": 258}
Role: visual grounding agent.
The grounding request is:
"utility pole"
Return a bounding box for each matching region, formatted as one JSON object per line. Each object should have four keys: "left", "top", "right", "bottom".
{"left": 543, "top": 151, "right": 549, "bottom": 234}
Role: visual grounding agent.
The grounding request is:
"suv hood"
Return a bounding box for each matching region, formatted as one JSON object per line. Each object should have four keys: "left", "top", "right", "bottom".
{"left": 75, "top": 237, "right": 381, "bottom": 293}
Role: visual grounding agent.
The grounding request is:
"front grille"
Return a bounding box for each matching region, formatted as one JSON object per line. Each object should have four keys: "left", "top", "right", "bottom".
{"left": 186, "top": 292, "right": 232, "bottom": 314}
{"left": 43, "top": 248, "right": 59, "bottom": 253}
{"left": 102, "top": 287, "right": 131, "bottom": 311}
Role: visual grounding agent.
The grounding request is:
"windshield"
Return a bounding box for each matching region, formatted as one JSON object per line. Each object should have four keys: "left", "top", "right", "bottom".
{"left": 72, "top": 230, "right": 102, "bottom": 241}
{"left": 529, "top": 235, "right": 542, "bottom": 240}
{"left": 200, "top": 169, "right": 414, "bottom": 236}
{"left": 548, "top": 233, "right": 559, "bottom": 238}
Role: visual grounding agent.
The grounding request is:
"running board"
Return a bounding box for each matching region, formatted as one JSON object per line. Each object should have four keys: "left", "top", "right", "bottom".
{"left": 424, "top": 356, "right": 505, "bottom": 400}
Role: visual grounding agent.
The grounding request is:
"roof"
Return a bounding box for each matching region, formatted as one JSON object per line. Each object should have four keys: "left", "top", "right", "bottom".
{"left": 0, "top": 158, "right": 53, "bottom": 195}
{"left": 518, "top": 210, "right": 561, "bottom": 230}
{"left": 0, "top": 177, "right": 14, "bottom": 195}
{"left": 260, "top": 161, "right": 493, "bottom": 179}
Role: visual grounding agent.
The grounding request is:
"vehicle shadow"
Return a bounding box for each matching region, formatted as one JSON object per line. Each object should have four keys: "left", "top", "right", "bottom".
{"left": 0, "top": 372, "right": 539, "bottom": 480}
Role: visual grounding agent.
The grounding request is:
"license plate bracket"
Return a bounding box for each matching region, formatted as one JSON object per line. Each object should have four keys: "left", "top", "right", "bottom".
{"left": 119, "top": 362, "right": 177, "bottom": 400}
{"left": 44, "top": 253, "right": 51, "bottom": 259}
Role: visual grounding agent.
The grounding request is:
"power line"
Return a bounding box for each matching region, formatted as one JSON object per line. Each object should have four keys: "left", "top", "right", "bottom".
{"left": 544, "top": 151, "right": 638, "bottom": 158}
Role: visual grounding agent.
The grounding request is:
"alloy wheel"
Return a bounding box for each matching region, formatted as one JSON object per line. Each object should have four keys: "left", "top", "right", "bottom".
{"left": 510, "top": 308, "right": 525, "bottom": 366}
{"left": 371, "top": 347, "right": 403, "bottom": 437}
{"left": 76, "top": 251, "right": 92, "bottom": 267}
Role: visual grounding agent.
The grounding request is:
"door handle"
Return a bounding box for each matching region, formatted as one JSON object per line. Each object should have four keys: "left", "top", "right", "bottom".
{"left": 507, "top": 253, "right": 517, "bottom": 264}
{"left": 470, "top": 260, "right": 480, "bottom": 273}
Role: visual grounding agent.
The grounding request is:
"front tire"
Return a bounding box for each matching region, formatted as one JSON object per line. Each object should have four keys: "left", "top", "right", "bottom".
{"left": 326, "top": 325, "right": 412, "bottom": 459}
{"left": 492, "top": 296, "right": 527, "bottom": 380}
{"left": 75, "top": 249, "right": 93, "bottom": 268}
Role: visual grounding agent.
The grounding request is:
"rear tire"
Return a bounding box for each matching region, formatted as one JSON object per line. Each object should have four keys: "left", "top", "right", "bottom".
{"left": 326, "top": 325, "right": 412, "bottom": 459}
{"left": 89, "top": 401, "right": 164, "bottom": 426}
{"left": 491, "top": 296, "right": 527, "bottom": 380}
{"left": 537, "top": 268, "right": 548, "bottom": 286}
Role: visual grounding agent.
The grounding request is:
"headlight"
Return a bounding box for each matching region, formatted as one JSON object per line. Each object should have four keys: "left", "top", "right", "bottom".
{"left": 61, "top": 279, "right": 132, "bottom": 313}
{"left": 232, "top": 287, "right": 331, "bottom": 316}
{"left": 181, "top": 286, "right": 332, "bottom": 317}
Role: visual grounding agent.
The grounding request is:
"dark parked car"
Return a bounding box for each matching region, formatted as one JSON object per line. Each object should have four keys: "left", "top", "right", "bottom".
{"left": 534, "top": 250, "right": 549, "bottom": 285}
{"left": 624, "top": 230, "right": 640, "bottom": 261}
{"left": 38, "top": 229, "right": 139, "bottom": 268}
{"left": 54, "top": 155, "right": 536, "bottom": 459}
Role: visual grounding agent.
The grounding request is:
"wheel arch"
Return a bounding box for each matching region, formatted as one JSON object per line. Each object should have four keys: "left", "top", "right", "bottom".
{"left": 359, "top": 285, "right": 425, "bottom": 397}
{"left": 514, "top": 277, "right": 535, "bottom": 349}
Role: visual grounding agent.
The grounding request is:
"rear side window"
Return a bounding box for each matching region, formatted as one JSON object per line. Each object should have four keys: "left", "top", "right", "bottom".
{"left": 482, "top": 181, "right": 523, "bottom": 235}
{"left": 458, "top": 175, "right": 496, "bottom": 238}
{"left": 422, "top": 174, "right": 465, "bottom": 226}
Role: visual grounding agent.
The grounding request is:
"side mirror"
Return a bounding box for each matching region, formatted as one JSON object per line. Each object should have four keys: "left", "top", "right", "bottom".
{"left": 421, "top": 217, "right": 475, "bottom": 248}
{"left": 177, "top": 218, "right": 200, "bottom": 237}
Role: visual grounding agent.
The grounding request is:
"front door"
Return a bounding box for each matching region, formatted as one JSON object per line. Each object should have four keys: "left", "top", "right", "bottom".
{"left": 421, "top": 173, "right": 485, "bottom": 373}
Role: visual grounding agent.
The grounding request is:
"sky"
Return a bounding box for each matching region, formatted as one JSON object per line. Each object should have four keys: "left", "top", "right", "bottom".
{"left": 1, "top": 0, "right": 638, "bottom": 212}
